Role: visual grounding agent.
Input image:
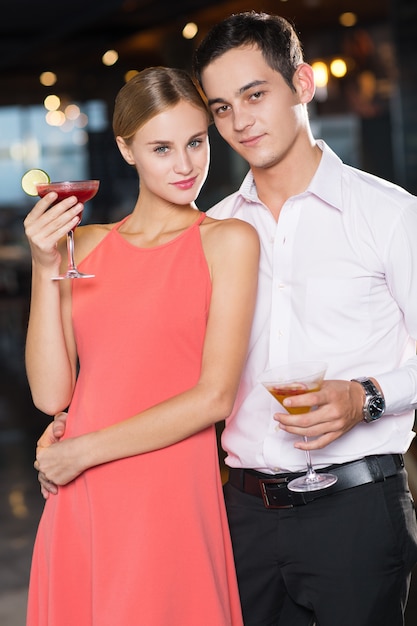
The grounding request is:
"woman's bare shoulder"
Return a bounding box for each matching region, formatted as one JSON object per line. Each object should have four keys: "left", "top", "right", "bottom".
{"left": 200, "top": 215, "right": 259, "bottom": 273}
{"left": 202, "top": 214, "right": 259, "bottom": 245}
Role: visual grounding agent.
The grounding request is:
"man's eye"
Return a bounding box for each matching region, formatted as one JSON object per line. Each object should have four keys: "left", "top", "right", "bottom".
{"left": 214, "top": 104, "right": 229, "bottom": 115}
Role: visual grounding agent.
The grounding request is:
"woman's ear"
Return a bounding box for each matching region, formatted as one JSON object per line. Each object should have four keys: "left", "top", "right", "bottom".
{"left": 293, "top": 63, "right": 316, "bottom": 104}
{"left": 116, "top": 136, "right": 135, "bottom": 165}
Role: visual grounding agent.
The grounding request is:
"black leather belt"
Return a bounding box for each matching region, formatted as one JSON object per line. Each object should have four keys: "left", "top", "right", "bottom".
{"left": 228, "top": 454, "right": 404, "bottom": 509}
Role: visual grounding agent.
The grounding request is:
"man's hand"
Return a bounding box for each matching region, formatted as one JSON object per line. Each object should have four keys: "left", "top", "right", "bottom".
{"left": 36, "top": 412, "right": 68, "bottom": 498}
{"left": 274, "top": 380, "right": 365, "bottom": 450}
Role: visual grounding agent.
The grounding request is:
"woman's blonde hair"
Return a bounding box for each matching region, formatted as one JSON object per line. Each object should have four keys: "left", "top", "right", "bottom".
{"left": 113, "top": 66, "right": 211, "bottom": 143}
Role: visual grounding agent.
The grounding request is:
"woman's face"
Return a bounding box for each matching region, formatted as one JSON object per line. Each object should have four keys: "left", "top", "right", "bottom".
{"left": 117, "top": 101, "right": 210, "bottom": 206}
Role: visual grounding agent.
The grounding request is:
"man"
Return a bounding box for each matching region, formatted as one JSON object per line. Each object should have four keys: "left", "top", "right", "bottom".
{"left": 38, "top": 11, "right": 417, "bottom": 626}
{"left": 192, "top": 11, "right": 417, "bottom": 626}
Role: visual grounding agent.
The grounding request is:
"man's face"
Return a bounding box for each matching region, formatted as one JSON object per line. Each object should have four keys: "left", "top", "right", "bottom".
{"left": 200, "top": 45, "right": 308, "bottom": 171}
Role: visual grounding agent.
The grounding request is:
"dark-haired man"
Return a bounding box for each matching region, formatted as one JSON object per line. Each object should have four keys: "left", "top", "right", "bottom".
{"left": 193, "top": 11, "right": 417, "bottom": 626}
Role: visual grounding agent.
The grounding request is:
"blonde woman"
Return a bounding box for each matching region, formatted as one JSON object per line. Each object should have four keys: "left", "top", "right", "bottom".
{"left": 24, "top": 67, "right": 259, "bottom": 625}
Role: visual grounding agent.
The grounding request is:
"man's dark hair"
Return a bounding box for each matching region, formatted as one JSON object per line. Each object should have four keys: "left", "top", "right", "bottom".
{"left": 193, "top": 11, "right": 304, "bottom": 93}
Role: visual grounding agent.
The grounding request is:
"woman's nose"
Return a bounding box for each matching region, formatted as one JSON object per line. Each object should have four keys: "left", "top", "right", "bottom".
{"left": 174, "top": 150, "right": 193, "bottom": 174}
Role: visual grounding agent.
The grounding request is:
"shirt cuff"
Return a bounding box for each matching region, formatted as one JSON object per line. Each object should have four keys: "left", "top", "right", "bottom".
{"left": 376, "top": 366, "right": 417, "bottom": 414}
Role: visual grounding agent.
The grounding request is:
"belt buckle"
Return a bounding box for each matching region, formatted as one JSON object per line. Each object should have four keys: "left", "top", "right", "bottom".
{"left": 259, "top": 477, "right": 293, "bottom": 509}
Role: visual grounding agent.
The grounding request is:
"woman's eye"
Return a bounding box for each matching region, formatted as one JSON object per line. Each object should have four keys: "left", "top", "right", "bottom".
{"left": 189, "top": 139, "right": 202, "bottom": 148}
{"left": 155, "top": 146, "right": 169, "bottom": 153}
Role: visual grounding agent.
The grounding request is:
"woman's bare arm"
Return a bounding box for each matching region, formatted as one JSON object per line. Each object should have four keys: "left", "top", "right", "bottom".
{"left": 35, "top": 217, "right": 260, "bottom": 485}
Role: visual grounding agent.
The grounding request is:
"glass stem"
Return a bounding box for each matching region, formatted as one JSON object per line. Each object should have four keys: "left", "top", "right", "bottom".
{"left": 67, "top": 231, "right": 76, "bottom": 271}
{"left": 303, "top": 436, "right": 318, "bottom": 481}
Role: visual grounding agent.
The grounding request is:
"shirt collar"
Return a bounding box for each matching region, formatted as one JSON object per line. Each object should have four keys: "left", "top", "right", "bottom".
{"left": 308, "top": 140, "right": 344, "bottom": 211}
{"left": 238, "top": 169, "right": 258, "bottom": 202}
{"left": 237, "top": 140, "right": 345, "bottom": 212}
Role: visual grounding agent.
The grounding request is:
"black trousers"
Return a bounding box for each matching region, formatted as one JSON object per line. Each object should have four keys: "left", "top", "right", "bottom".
{"left": 224, "top": 469, "right": 417, "bottom": 626}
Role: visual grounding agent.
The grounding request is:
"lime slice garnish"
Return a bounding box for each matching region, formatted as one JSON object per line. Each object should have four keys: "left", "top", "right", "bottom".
{"left": 21, "top": 169, "right": 50, "bottom": 196}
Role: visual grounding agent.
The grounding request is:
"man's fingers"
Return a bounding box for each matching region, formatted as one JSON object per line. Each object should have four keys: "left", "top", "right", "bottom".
{"left": 38, "top": 471, "right": 58, "bottom": 496}
{"left": 53, "top": 412, "right": 68, "bottom": 438}
{"left": 52, "top": 424, "right": 66, "bottom": 438}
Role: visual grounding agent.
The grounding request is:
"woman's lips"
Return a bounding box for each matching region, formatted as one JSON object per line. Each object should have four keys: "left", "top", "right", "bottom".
{"left": 171, "top": 177, "right": 197, "bottom": 190}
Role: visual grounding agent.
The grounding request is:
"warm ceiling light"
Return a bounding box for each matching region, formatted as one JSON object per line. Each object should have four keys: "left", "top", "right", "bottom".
{"left": 75, "top": 113, "right": 89, "bottom": 128}
{"left": 330, "top": 58, "right": 347, "bottom": 78}
{"left": 312, "top": 61, "right": 328, "bottom": 88}
{"left": 182, "top": 22, "right": 198, "bottom": 40}
{"left": 44, "top": 94, "right": 61, "bottom": 111}
{"left": 65, "top": 104, "right": 81, "bottom": 120}
{"left": 125, "top": 69, "right": 139, "bottom": 82}
{"left": 339, "top": 12, "right": 357, "bottom": 27}
{"left": 102, "top": 49, "right": 119, "bottom": 66}
{"left": 46, "top": 110, "right": 66, "bottom": 127}
{"left": 40, "top": 71, "right": 57, "bottom": 87}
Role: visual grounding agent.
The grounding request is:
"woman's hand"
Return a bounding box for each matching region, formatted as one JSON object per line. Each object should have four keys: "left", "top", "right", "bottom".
{"left": 35, "top": 432, "right": 87, "bottom": 487}
{"left": 24, "top": 193, "right": 83, "bottom": 271}
{"left": 36, "top": 412, "right": 68, "bottom": 498}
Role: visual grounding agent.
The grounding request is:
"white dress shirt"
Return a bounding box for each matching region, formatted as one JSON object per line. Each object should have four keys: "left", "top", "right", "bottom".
{"left": 207, "top": 141, "right": 417, "bottom": 473}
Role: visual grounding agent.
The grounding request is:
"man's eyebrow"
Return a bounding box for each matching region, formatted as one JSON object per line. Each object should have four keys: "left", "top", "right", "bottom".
{"left": 239, "top": 79, "right": 268, "bottom": 94}
{"left": 207, "top": 80, "right": 268, "bottom": 106}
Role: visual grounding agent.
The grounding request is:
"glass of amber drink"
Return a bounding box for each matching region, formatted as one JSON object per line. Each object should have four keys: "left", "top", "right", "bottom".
{"left": 259, "top": 361, "right": 337, "bottom": 492}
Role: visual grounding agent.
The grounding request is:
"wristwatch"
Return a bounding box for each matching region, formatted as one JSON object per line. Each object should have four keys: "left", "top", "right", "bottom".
{"left": 351, "top": 377, "right": 385, "bottom": 423}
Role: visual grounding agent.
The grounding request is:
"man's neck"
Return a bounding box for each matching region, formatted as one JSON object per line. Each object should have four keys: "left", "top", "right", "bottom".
{"left": 252, "top": 141, "right": 322, "bottom": 221}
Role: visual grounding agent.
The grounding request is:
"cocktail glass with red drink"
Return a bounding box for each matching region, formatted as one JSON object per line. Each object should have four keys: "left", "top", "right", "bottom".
{"left": 36, "top": 180, "right": 99, "bottom": 279}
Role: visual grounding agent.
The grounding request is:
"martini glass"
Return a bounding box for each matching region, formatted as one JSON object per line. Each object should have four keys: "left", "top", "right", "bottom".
{"left": 36, "top": 179, "right": 100, "bottom": 280}
{"left": 259, "top": 361, "right": 337, "bottom": 492}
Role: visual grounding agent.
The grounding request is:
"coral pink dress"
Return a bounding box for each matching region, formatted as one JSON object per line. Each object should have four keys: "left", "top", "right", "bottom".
{"left": 27, "top": 212, "right": 243, "bottom": 626}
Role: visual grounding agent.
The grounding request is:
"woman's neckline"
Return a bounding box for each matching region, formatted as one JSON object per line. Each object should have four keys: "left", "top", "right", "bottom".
{"left": 112, "top": 210, "right": 205, "bottom": 250}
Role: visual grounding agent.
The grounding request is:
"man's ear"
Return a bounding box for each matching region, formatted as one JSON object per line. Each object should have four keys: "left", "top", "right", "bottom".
{"left": 293, "top": 63, "right": 316, "bottom": 104}
{"left": 116, "top": 136, "right": 135, "bottom": 165}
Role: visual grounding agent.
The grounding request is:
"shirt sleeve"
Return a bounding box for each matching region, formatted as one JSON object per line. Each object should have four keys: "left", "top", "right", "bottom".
{"left": 376, "top": 200, "right": 417, "bottom": 414}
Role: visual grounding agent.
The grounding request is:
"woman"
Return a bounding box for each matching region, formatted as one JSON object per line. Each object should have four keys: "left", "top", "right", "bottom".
{"left": 24, "top": 67, "right": 259, "bottom": 625}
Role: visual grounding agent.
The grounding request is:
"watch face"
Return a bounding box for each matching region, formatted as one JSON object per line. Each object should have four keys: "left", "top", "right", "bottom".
{"left": 368, "top": 397, "right": 385, "bottom": 418}
{"left": 352, "top": 378, "right": 386, "bottom": 422}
